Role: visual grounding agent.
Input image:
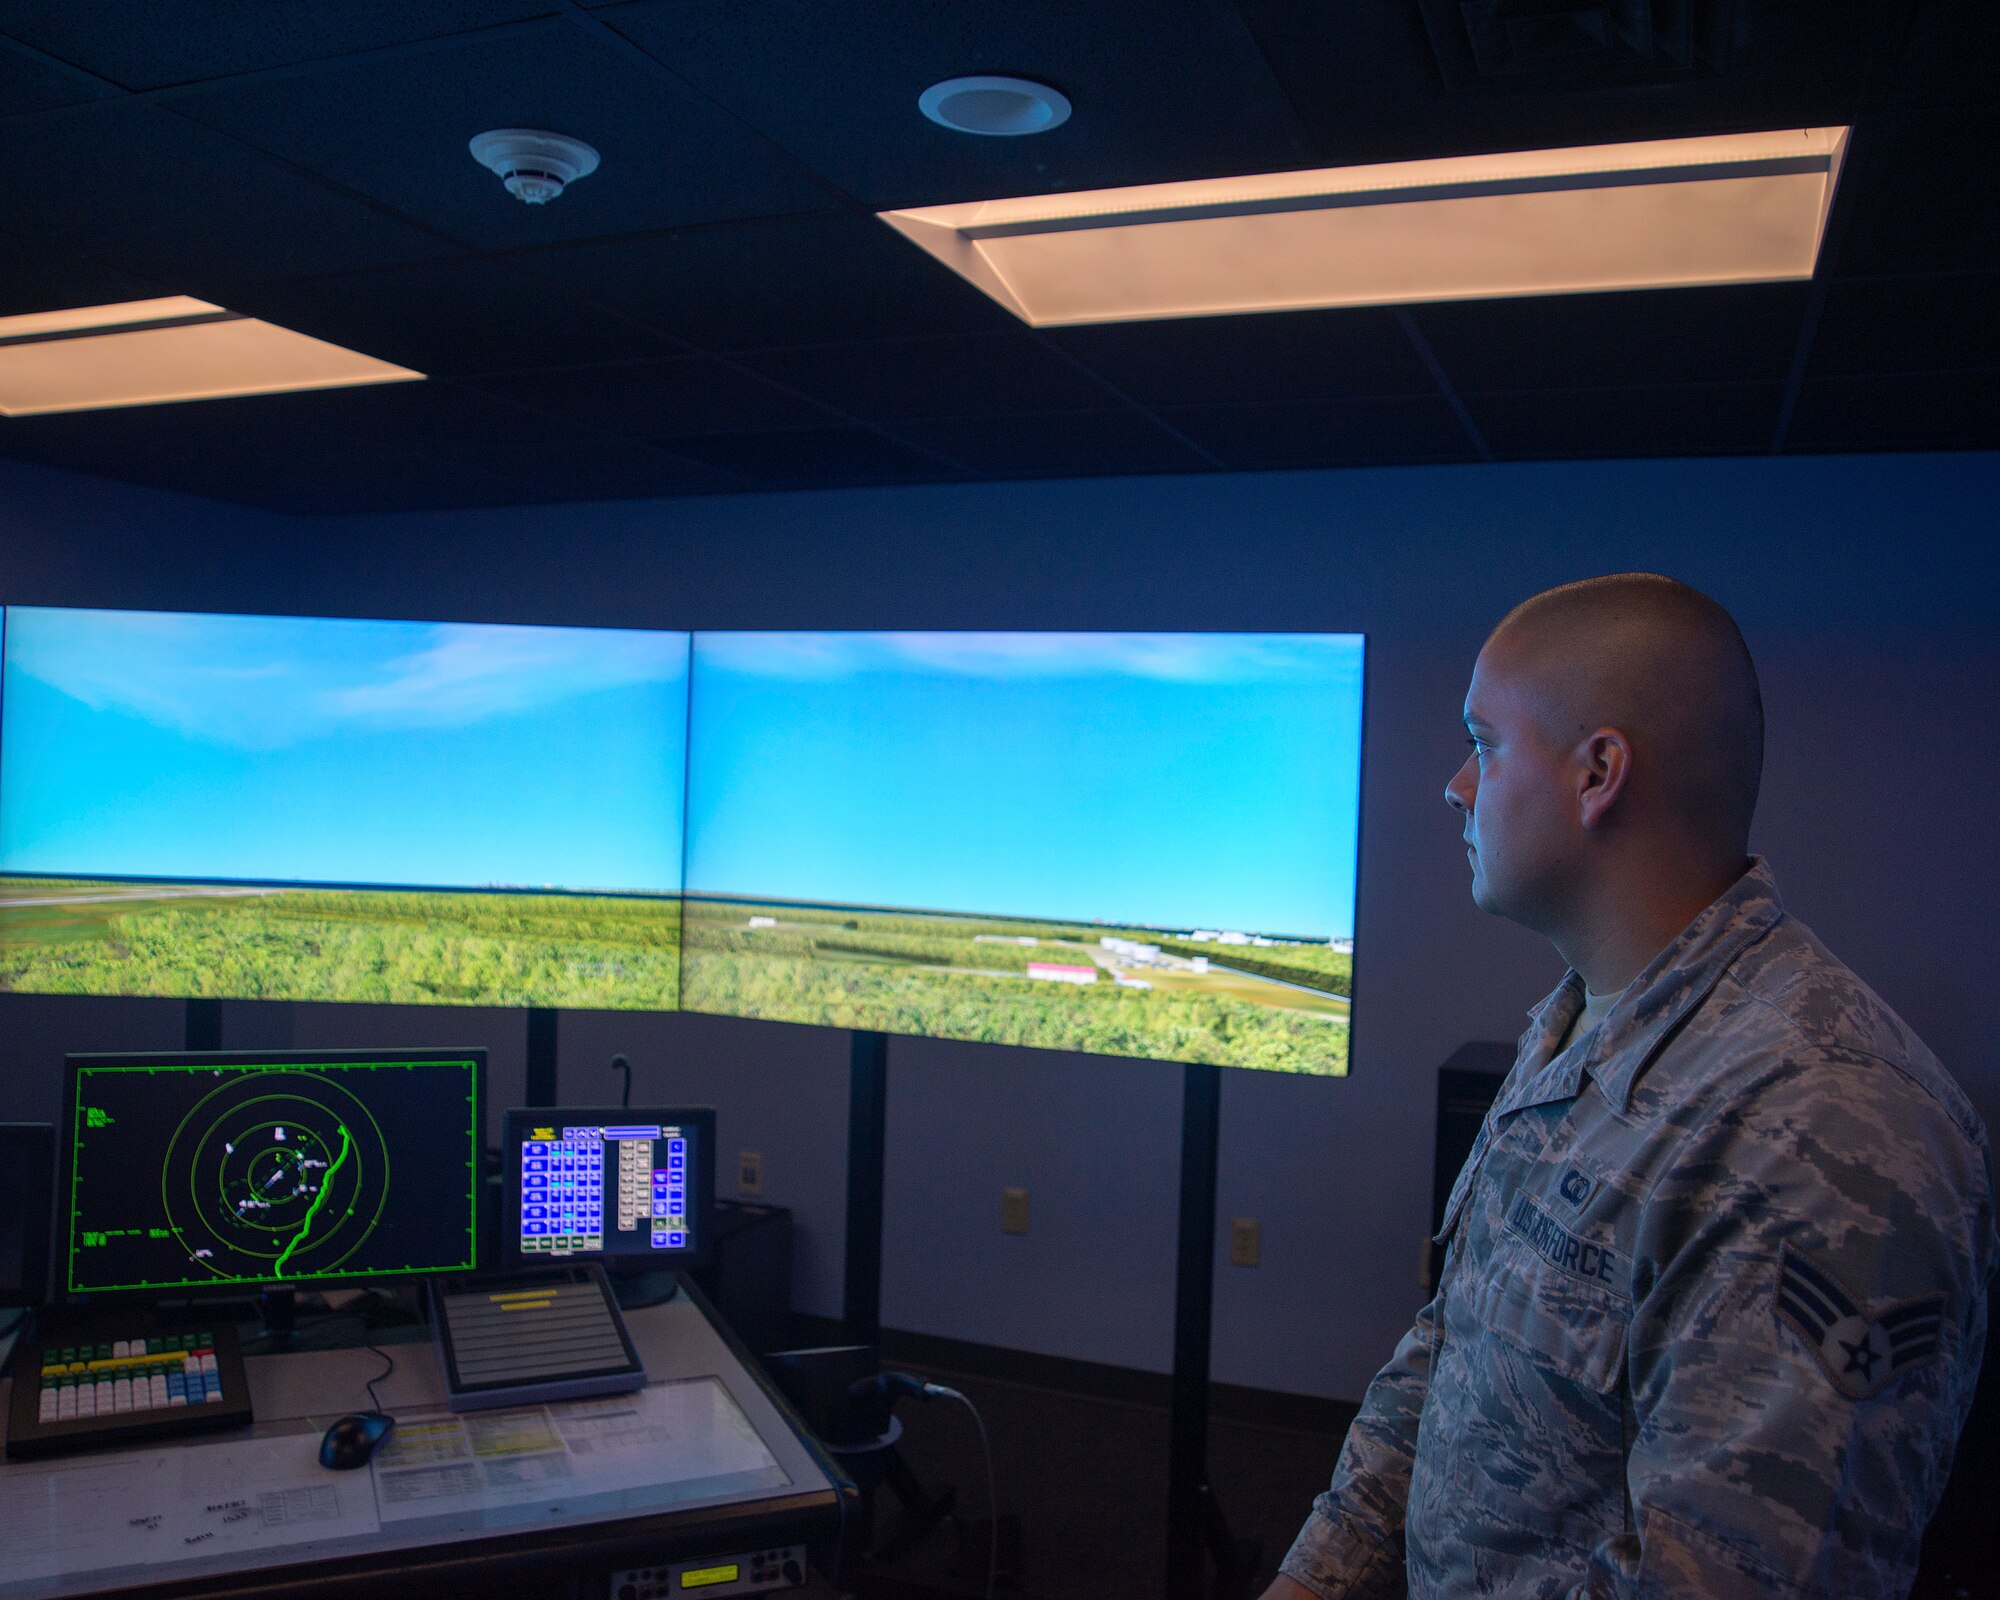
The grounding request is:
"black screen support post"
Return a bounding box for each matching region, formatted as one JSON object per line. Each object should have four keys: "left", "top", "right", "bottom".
{"left": 1166, "top": 1060, "right": 1257, "bottom": 1600}
{"left": 184, "top": 998, "right": 223, "bottom": 1053}
{"left": 843, "top": 1030, "right": 889, "bottom": 1347}
{"left": 526, "top": 1006, "right": 559, "bottom": 1107}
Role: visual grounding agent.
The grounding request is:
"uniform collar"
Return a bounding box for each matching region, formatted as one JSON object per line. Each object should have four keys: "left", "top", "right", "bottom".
{"left": 1497, "top": 858, "right": 1786, "bottom": 1120}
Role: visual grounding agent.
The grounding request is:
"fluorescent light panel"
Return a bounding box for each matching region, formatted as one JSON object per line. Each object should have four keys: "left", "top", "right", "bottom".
{"left": 0, "top": 296, "right": 422, "bottom": 416}
{"left": 879, "top": 127, "right": 1849, "bottom": 327}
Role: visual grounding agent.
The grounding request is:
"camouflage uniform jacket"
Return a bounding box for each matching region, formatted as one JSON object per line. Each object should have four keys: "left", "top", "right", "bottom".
{"left": 1281, "top": 860, "right": 1996, "bottom": 1598}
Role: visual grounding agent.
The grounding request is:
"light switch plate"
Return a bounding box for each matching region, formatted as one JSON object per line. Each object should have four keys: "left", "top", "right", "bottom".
{"left": 1001, "top": 1186, "right": 1030, "bottom": 1235}
{"left": 1230, "top": 1216, "right": 1261, "bottom": 1267}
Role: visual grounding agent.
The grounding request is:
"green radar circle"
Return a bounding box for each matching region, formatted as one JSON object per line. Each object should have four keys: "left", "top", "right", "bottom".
{"left": 161, "top": 1071, "right": 390, "bottom": 1281}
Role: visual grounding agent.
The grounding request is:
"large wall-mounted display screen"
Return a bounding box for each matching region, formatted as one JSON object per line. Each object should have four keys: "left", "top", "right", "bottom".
{"left": 681, "top": 633, "right": 1362, "bottom": 1076}
{"left": 0, "top": 613, "right": 1363, "bottom": 1076}
{"left": 0, "top": 608, "right": 689, "bottom": 1009}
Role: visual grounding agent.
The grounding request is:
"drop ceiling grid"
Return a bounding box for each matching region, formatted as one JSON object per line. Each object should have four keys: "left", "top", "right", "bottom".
{"left": 0, "top": 0, "right": 1992, "bottom": 510}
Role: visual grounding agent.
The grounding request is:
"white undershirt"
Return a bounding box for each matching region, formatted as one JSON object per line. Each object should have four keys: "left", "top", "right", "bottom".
{"left": 1559, "top": 982, "right": 1623, "bottom": 1054}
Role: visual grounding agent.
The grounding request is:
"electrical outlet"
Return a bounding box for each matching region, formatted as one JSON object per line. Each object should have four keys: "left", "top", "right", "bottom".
{"left": 1000, "top": 1186, "right": 1030, "bottom": 1235}
{"left": 1229, "top": 1216, "right": 1261, "bottom": 1267}
{"left": 738, "top": 1150, "right": 764, "bottom": 1197}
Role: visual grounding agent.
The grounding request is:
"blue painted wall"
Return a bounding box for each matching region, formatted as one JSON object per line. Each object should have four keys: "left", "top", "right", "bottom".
{"left": 1, "top": 450, "right": 1993, "bottom": 1401}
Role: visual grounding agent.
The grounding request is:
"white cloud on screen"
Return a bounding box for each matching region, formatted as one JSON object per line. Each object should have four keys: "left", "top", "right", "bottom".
{"left": 326, "top": 625, "right": 687, "bottom": 724}
{"left": 695, "top": 631, "right": 1361, "bottom": 683}
{"left": 6, "top": 608, "right": 689, "bottom": 748}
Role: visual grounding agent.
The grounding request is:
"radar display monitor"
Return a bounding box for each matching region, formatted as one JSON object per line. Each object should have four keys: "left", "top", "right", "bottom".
{"left": 501, "top": 1107, "right": 715, "bottom": 1272}
{"left": 59, "top": 1049, "right": 484, "bottom": 1298}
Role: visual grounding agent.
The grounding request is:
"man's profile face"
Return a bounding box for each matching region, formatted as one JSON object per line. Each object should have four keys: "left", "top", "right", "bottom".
{"left": 1445, "top": 637, "right": 1577, "bottom": 930}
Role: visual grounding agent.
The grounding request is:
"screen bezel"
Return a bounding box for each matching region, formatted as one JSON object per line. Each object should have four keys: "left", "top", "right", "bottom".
{"left": 57, "top": 1047, "right": 487, "bottom": 1303}
{"left": 500, "top": 1105, "right": 716, "bottom": 1274}
{"left": 0, "top": 1122, "right": 54, "bottom": 1309}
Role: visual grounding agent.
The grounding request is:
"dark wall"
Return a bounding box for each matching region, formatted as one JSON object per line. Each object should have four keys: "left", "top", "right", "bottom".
{"left": 1, "top": 450, "right": 1992, "bottom": 1398}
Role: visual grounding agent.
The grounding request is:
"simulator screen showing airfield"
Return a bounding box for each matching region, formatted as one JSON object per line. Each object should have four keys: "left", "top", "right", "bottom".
{"left": 681, "top": 632, "right": 1364, "bottom": 1076}
{"left": 0, "top": 607, "right": 689, "bottom": 1009}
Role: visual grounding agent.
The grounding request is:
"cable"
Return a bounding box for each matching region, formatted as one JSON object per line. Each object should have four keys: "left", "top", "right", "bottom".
{"left": 321, "top": 1299, "right": 399, "bottom": 1414}
{"left": 610, "top": 1053, "right": 633, "bottom": 1109}
{"left": 923, "top": 1383, "right": 998, "bottom": 1600}
{"left": 362, "top": 1337, "right": 396, "bottom": 1414}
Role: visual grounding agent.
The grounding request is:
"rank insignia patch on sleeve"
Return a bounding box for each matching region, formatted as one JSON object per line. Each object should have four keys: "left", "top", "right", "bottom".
{"left": 1776, "top": 1247, "right": 1947, "bottom": 1400}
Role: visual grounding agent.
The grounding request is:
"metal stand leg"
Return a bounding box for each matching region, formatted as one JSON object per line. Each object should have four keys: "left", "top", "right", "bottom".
{"left": 1166, "top": 1061, "right": 1258, "bottom": 1599}
{"left": 844, "top": 1030, "right": 888, "bottom": 1345}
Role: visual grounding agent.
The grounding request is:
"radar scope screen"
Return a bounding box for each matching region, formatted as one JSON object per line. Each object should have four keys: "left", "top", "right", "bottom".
{"left": 60, "top": 1052, "right": 482, "bottom": 1295}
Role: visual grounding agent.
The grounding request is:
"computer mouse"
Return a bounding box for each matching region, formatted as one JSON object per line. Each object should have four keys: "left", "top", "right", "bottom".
{"left": 319, "top": 1411, "right": 395, "bottom": 1470}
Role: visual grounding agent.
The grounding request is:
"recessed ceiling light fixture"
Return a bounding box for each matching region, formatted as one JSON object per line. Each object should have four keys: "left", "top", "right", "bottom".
{"left": 0, "top": 297, "right": 423, "bottom": 417}
{"left": 879, "top": 126, "right": 1849, "bottom": 326}
{"left": 918, "top": 75, "right": 1071, "bottom": 137}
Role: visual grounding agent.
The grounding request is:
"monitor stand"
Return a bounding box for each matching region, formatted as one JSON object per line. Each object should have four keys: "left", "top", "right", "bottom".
{"left": 256, "top": 1286, "right": 298, "bottom": 1344}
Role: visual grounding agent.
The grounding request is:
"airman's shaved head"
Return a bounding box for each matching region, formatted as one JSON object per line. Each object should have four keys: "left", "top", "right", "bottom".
{"left": 1487, "top": 573, "right": 1764, "bottom": 851}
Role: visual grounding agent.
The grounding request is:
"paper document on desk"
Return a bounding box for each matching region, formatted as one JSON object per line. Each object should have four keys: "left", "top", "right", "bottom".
{"left": 371, "top": 1377, "right": 782, "bottom": 1523}
{"left": 0, "top": 1432, "right": 380, "bottom": 1593}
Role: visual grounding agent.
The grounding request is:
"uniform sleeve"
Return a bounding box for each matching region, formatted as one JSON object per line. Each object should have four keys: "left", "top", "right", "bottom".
{"left": 1278, "top": 1291, "right": 1437, "bottom": 1599}
{"left": 1575, "top": 1051, "right": 1997, "bottom": 1599}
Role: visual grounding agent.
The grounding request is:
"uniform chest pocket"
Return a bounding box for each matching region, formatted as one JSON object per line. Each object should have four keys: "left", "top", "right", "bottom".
{"left": 1476, "top": 1192, "right": 1633, "bottom": 1393}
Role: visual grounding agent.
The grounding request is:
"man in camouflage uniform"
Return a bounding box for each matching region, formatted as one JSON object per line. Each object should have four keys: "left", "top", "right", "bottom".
{"left": 1267, "top": 575, "right": 1995, "bottom": 1598}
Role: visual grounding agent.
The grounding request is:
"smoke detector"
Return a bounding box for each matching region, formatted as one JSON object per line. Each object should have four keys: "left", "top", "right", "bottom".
{"left": 468, "top": 129, "right": 600, "bottom": 205}
{"left": 918, "top": 76, "right": 1071, "bottom": 136}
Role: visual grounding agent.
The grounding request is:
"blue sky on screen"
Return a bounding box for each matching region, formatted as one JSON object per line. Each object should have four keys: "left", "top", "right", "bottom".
{"left": 685, "top": 632, "right": 1364, "bottom": 938}
{"left": 0, "top": 608, "right": 689, "bottom": 892}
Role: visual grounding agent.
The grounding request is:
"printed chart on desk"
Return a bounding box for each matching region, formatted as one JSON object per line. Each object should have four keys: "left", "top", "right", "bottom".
{"left": 0, "top": 1381, "right": 787, "bottom": 1595}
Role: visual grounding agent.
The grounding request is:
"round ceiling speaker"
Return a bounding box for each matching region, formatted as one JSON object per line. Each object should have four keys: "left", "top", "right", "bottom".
{"left": 918, "top": 76, "right": 1071, "bottom": 137}
{"left": 468, "top": 128, "right": 600, "bottom": 205}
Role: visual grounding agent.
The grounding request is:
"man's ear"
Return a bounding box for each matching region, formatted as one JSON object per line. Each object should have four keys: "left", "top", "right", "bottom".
{"left": 1577, "top": 728, "right": 1633, "bottom": 830}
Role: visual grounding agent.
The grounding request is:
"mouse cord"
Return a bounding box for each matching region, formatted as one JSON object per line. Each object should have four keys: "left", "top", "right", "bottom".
{"left": 335, "top": 1304, "right": 396, "bottom": 1415}
{"left": 922, "top": 1383, "right": 997, "bottom": 1600}
{"left": 362, "top": 1338, "right": 395, "bottom": 1414}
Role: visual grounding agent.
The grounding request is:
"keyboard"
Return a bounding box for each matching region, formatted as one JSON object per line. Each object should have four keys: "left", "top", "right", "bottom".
{"left": 6, "top": 1321, "right": 252, "bottom": 1460}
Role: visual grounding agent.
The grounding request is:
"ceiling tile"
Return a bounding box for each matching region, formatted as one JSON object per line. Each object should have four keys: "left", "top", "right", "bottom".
{"left": 260, "top": 439, "right": 748, "bottom": 513}
{"left": 1825, "top": 110, "right": 2000, "bottom": 277}
{"left": 1466, "top": 383, "right": 1784, "bottom": 459}
{"left": 0, "top": 402, "right": 356, "bottom": 479}
{"left": 891, "top": 409, "right": 1215, "bottom": 479}
{"left": 1882, "top": 0, "right": 1999, "bottom": 110}
{"left": 1159, "top": 397, "right": 1474, "bottom": 469}
{"left": 1808, "top": 273, "right": 2000, "bottom": 377}
{"left": 0, "top": 422, "right": 745, "bottom": 512}
{"left": 1234, "top": 0, "right": 1898, "bottom": 169}
{"left": 0, "top": 384, "right": 609, "bottom": 510}
{"left": 0, "top": 33, "right": 120, "bottom": 111}
{"left": 0, "top": 238, "right": 165, "bottom": 319}
{"left": 1786, "top": 371, "right": 2000, "bottom": 452}
{"left": 600, "top": 0, "right": 1308, "bottom": 210}
{"left": 5, "top": 102, "right": 458, "bottom": 287}
{"left": 0, "top": 2, "right": 554, "bottom": 92}
{"left": 740, "top": 331, "right": 1113, "bottom": 423}
{"left": 467, "top": 357, "right": 839, "bottom": 436}
{"left": 1048, "top": 308, "right": 1435, "bottom": 406}
{"left": 1409, "top": 284, "right": 1811, "bottom": 395}
{"left": 169, "top": 19, "right": 836, "bottom": 252}
{"left": 516, "top": 211, "right": 1017, "bottom": 351}
{"left": 229, "top": 257, "right": 684, "bottom": 378}
{"left": 665, "top": 426, "right": 969, "bottom": 488}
